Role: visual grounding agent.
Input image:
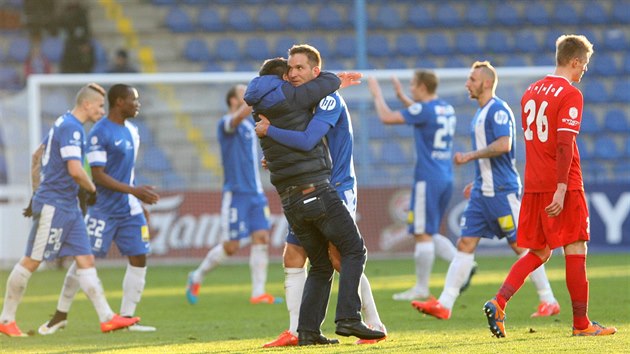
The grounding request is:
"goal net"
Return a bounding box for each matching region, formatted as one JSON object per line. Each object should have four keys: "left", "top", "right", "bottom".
{"left": 0, "top": 67, "right": 552, "bottom": 267}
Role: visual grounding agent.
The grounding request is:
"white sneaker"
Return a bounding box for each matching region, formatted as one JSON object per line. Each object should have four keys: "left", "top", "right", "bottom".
{"left": 392, "top": 288, "right": 428, "bottom": 301}
{"left": 126, "top": 323, "right": 156, "bottom": 332}
{"left": 38, "top": 320, "right": 67, "bottom": 335}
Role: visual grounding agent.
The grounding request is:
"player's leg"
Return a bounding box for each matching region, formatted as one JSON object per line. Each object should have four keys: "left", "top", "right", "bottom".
{"left": 433, "top": 182, "right": 457, "bottom": 262}
{"left": 249, "top": 194, "right": 277, "bottom": 303}
{"left": 38, "top": 261, "right": 79, "bottom": 335}
{"left": 0, "top": 257, "right": 39, "bottom": 337}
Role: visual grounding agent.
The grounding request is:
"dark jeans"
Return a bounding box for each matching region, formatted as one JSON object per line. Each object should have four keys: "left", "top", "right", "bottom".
{"left": 281, "top": 183, "right": 366, "bottom": 334}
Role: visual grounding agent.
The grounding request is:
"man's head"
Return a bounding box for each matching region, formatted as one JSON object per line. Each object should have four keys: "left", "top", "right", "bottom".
{"left": 108, "top": 84, "right": 140, "bottom": 118}
{"left": 465, "top": 61, "right": 497, "bottom": 101}
{"left": 410, "top": 70, "right": 438, "bottom": 101}
{"left": 287, "top": 44, "right": 321, "bottom": 87}
{"left": 75, "top": 83, "right": 106, "bottom": 122}
{"left": 555, "top": 35, "right": 593, "bottom": 83}
{"left": 259, "top": 57, "right": 288, "bottom": 78}
{"left": 225, "top": 84, "right": 247, "bottom": 111}
{"left": 114, "top": 49, "right": 129, "bottom": 66}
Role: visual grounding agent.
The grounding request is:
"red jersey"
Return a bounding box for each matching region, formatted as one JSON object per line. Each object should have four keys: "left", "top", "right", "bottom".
{"left": 520, "top": 75, "right": 584, "bottom": 193}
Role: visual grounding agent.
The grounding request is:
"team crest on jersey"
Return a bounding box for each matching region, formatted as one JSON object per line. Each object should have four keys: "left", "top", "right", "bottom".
{"left": 494, "top": 110, "right": 509, "bottom": 125}
{"left": 408, "top": 103, "right": 422, "bottom": 115}
{"left": 569, "top": 107, "right": 578, "bottom": 119}
{"left": 73, "top": 131, "right": 81, "bottom": 140}
{"left": 319, "top": 96, "right": 337, "bottom": 111}
{"left": 90, "top": 136, "right": 98, "bottom": 145}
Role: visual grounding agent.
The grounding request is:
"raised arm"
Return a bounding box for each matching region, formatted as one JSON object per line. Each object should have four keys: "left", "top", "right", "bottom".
{"left": 368, "top": 77, "right": 405, "bottom": 124}
{"left": 392, "top": 76, "right": 415, "bottom": 107}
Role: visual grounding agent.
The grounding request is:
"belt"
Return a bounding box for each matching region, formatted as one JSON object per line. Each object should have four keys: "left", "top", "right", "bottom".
{"left": 280, "top": 179, "right": 329, "bottom": 200}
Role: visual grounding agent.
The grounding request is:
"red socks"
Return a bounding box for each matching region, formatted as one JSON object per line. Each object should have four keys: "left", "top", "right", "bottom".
{"left": 496, "top": 252, "right": 544, "bottom": 309}
{"left": 566, "top": 254, "right": 590, "bottom": 330}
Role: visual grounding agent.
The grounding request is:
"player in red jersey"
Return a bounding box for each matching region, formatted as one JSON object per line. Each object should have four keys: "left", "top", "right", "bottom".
{"left": 483, "top": 34, "right": 617, "bottom": 338}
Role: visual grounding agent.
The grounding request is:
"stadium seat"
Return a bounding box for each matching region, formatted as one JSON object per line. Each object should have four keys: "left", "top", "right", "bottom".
{"left": 380, "top": 142, "right": 408, "bottom": 164}
{"left": 286, "top": 6, "right": 312, "bottom": 30}
{"left": 455, "top": 32, "right": 481, "bottom": 55}
{"left": 8, "top": 37, "right": 29, "bottom": 62}
{"left": 581, "top": 2, "right": 608, "bottom": 25}
{"left": 612, "top": 160, "right": 630, "bottom": 182}
{"left": 407, "top": 4, "right": 433, "bottom": 28}
{"left": 273, "top": 35, "right": 298, "bottom": 57}
{"left": 133, "top": 120, "right": 154, "bottom": 146}
{"left": 256, "top": 7, "right": 284, "bottom": 31}
{"left": 532, "top": 54, "right": 554, "bottom": 67}
{"left": 604, "top": 108, "right": 630, "bottom": 132}
{"left": 305, "top": 36, "right": 331, "bottom": 58}
{"left": 435, "top": 3, "right": 461, "bottom": 27}
{"left": 395, "top": 33, "right": 421, "bottom": 57}
{"left": 443, "top": 56, "right": 466, "bottom": 68}
{"left": 576, "top": 138, "right": 592, "bottom": 161}
{"left": 0, "top": 154, "right": 7, "bottom": 184}
{"left": 425, "top": 32, "right": 452, "bottom": 56}
{"left": 243, "top": 37, "right": 270, "bottom": 61}
{"left": 325, "top": 59, "right": 346, "bottom": 71}
{"left": 334, "top": 34, "right": 356, "bottom": 58}
{"left": 581, "top": 160, "right": 609, "bottom": 182}
{"left": 383, "top": 57, "right": 408, "bottom": 69}
{"left": 414, "top": 58, "right": 438, "bottom": 69}
{"left": 91, "top": 39, "right": 108, "bottom": 73}
{"left": 202, "top": 61, "right": 225, "bottom": 72}
{"left": 0, "top": 67, "right": 20, "bottom": 90}
{"left": 612, "top": 0, "right": 630, "bottom": 23}
{"left": 465, "top": 3, "right": 490, "bottom": 26}
{"left": 593, "top": 136, "right": 622, "bottom": 160}
{"left": 41, "top": 36, "right": 64, "bottom": 63}
{"left": 372, "top": 5, "right": 404, "bottom": 30}
{"left": 485, "top": 31, "right": 512, "bottom": 54}
{"left": 611, "top": 79, "right": 630, "bottom": 102}
{"left": 590, "top": 53, "right": 619, "bottom": 77}
{"left": 197, "top": 8, "right": 222, "bottom": 32}
{"left": 626, "top": 137, "right": 630, "bottom": 157}
{"left": 234, "top": 61, "right": 256, "bottom": 72}
{"left": 215, "top": 38, "right": 240, "bottom": 62}
{"left": 542, "top": 29, "right": 564, "bottom": 53}
{"left": 392, "top": 124, "right": 412, "bottom": 138}
{"left": 623, "top": 54, "right": 630, "bottom": 74}
{"left": 580, "top": 108, "right": 602, "bottom": 135}
{"left": 183, "top": 38, "right": 212, "bottom": 62}
{"left": 514, "top": 30, "right": 539, "bottom": 53}
{"left": 142, "top": 146, "right": 172, "bottom": 172}
{"left": 367, "top": 34, "right": 389, "bottom": 58}
{"left": 315, "top": 5, "right": 345, "bottom": 30}
{"left": 163, "top": 171, "right": 186, "bottom": 190}
{"left": 583, "top": 79, "right": 609, "bottom": 104}
{"left": 552, "top": 2, "right": 579, "bottom": 25}
{"left": 152, "top": 0, "right": 176, "bottom": 5}
{"left": 165, "top": 7, "right": 194, "bottom": 33}
{"left": 503, "top": 55, "right": 528, "bottom": 67}
{"left": 493, "top": 3, "right": 521, "bottom": 26}
{"left": 366, "top": 120, "right": 388, "bottom": 139}
{"left": 226, "top": 8, "right": 255, "bottom": 31}
{"left": 523, "top": 2, "right": 550, "bottom": 25}
{"left": 602, "top": 29, "right": 627, "bottom": 51}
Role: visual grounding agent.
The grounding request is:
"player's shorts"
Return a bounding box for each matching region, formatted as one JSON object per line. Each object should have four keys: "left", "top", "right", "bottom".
{"left": 25, "top": 201, "right": 92, "bottom": 261}
{"left": 460, "top": 189, "right": 520, "bottom": 242}
{"left": 287, "top": 187, "right": 356, "bottom": 246}
{"left": 407, "top": 179, "right": 453, "bottom": 236}
{"left": 85, "top": 210, "right": 149, "bottom": 257}
{"left": 517, "top": 190, "right": 590, "bottom": 250}
{"left": 221, "top": 191, "right": 270, "bottom": 242}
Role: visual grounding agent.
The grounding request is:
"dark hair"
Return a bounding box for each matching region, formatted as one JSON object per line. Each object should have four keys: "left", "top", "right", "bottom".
{"left": 108, "top": 84, "right": 133, "bottom": 108}
{"left": 116, "top": 49, "right": 128, "bottom": 59}
{"left": 225, "top": 84, "right": 241, "bottom": 108}
{"left": 259, "top": 57, "right": 288, "bottom": 77}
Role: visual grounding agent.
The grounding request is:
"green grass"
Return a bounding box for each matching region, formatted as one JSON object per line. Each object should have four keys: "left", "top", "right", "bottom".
{"left": 1, "top": 253, "right": 628, "bottom": 353}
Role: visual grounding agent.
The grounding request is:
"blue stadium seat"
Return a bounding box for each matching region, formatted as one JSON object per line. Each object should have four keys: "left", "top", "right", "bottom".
{"left": 414, "top": 58, "right": 437, "bottom": 69}
{"left": 576, "top": 138, "right": 592, "bottom": 161}
{"left": 373, "top": 5, "right": 404, "bottom": 29}
{"left": 215, "top": 38, "right": 240, "bottom": 61}
{"left": 443, "top": 56, "right": 466, "bottom": 68}
{"left": 226, "top": 8, "right": 255, "bottom": 31}
{"left": 203, "top": 61, "right": 225, "bottom": 72}
{"left": 590, "top": 53, "right": 619, "bottom": 77}
{"left": 306, "top": 36, "right": 331, "bottom": 58}
{"left": 183, "top": 38, "right": 211, "bottom": 62}
{"left": 395, "top": 33, "right": 421, "bottom": 57}
{"left": 8, "top": 37, "right": 29, "bottom": 62}
{"left": 552, "top": 2, "right": 579, "bottom": 25}
{"left": 197, "top": 8, "right": 222, "bottom": 32}
{"left": 493, "top": 3, "right": 521, "bottom": 26}
{"left": 257, "top": 7, "right": 284, "bottom": 31}
{"left": 425, "top": 33, "right": 452, "bottom": 56}
{"left": 626, "top": 136, "right": 630, "bottom": 157}
{"left": 325, "top": 59, "right": 346, "bottom": 71}
{"left": 0, "top": 154, "right": 7, "bottom": 184}
{"left": 603, "top": 29, "right": 627, "bottom": 51}
{"left": 367, "top": 34, "right": 389, "bottom": 58}
{"left": 581, "top": 2, "right": 608, "bottom": 25}
{"left": 435, "top": 3, "right": 461, "bottom": 27}
{"left": 165, "top": 7, "right": 194, "bottom": 33}
{"left": 503, "top": 55, "right": 528, "bottom": 67}
{"left": 142, "top": 146, "right": 172, "bottom": 172}
{"left": 383, "top": 57, "right": 408, "bottom": 69}
{"left": 91, "top": 39, "right": 108, "bottom": 72}
{"left": 335, "top": 34, "right": 356, "bottom": 58}
{"left": 612, "top": 160, "right": 630, "bottom": 182}
{"left": 611, "top": 79, "right": 630, "bottom": 102}
{"left": 392, "top": 125, "right": 412, "bottom": 138}
{"left": 152, "top": 0, "right": 176, "bottom": 5}
{"left": 367, "top": 120, "right": 388, "bottom": 139}
{"left": 485, "top": 31, "right": 512, "bottom": 54}
{"left": 612, "top": 1, "right": 630, "bottom": 23}
{"left": 581, "top": 160, "right": 609, "bottom": 182}
{"left": 273, "top": 35, "right": 298, "bottom": 57}
{"left": 524, "top": 2, "right": 550, "bottom": 25}
{"left": 604, "top": 108, "right": 630, "bottom": 132}
{"left": 582, "top": 79, "right": 609, "bottom": 103}
{"left": 407, "top": 4, "right": 433, "bottom": 28}
{"left": 623, "top": 53, "right": 630, "bottom": 74}
{"left": 163, "top": 171, "right": 186, "bottom": 190}
{"left": 514, "top": 30, "right": 539, "bottom": 53}
{"left": 243, "top": 38, "right": 270, "bottom": 60}
{"left": 0, "top": 67, "right": 20, "bottom": 90}
{"left": 593, "top": 136, "right": 622, "bottom": 160}
{"left": 454, "top": 32, "right": 481, "bottom": 55}
{"left": 286, "top": 6, "right": 312, "bottom": 30}
{"left": 580, "top": 108, "right": 601, "bottom": 135}
{"left": 542, "top": 29, "right": 564, "bottom": 53}
{"left": 465, "top": 3, "right": 490, "bottom": 26}
{"left": 315, "top": 5, "right": 345, "bottom": 30}
{"left": 533, "top": 54, "right": 554, "bottom": 66}
{"left": 234, "top": 61, "right": 256, "bottom": 72}
{"left": 41, "top": 36, "right": 63, "bottom": 63}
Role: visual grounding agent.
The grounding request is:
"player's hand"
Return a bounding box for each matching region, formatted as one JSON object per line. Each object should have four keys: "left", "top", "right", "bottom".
{"left": 22, "top": 196, "right": 33, "bottom": 217}
{"left": 134, "top": 185, "right": 159, "bottom": 205}
{"left": 391, "top": 76, "right": 404, "bottom": 96}
{"left": 545, "top": 184, "right": 567, "bottom": 217}
{"left": 453, "top": 152, "right": 470, "bottom": 165}
{"left": 255, "top": 114, "right": 271, "bottom": 137}
{"left": 463, "top": 182, "right": 473, "bottom": 199}
{"left": 86, "top": 190, "right": 97, "bottom": 206}
{"left": 367, "top": 77, "right": 381, "bottom": 97}
{"left": 338, "top": 71, "right": 362, "bottom": 88}
{"left": 261, "top": 156, "right": 268, "bottom": 170}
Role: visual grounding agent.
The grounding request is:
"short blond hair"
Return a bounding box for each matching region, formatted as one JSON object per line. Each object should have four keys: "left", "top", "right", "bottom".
{"left": 471, "top": 60, "right": 497, "bottom": 91}
{"left": 75, "top": 83, "right": 106, "bottom": 105}
{"left": 556, "top": 34, "right": 594, "bottom": 66}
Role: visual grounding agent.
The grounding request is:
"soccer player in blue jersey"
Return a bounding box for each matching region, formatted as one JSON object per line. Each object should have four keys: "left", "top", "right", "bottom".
{"left": 256, "top": 61, "right": 385, "bottom": 347}
{"left": 38, "top": 84, "right": 160, "bottom": 335}
{"left": 186, "top": 84, "right": 278, "bottom": 305}
{"left": 411, "top": 61, "right": 559, "bottom": 320}
{"left": 0, "top": 84, "right": 139, "bottom": 337}
{"left": 368, "top": 71, "right": 460, "bottom": 302}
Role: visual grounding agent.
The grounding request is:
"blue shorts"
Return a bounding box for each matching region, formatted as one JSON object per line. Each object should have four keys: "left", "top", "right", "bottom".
{"left": 85, "top": 211, "right": 150, "bottom": 257}
{"left": 25, "top": 201, "right": 92, "bottom": 261}
{"left": 221, "top": 191, "right": 270, "bottom": 241}
{"left": 460, "top": 189, "right": 520, "bottom": 242}
{"left": 407, "top": 179, "right": 453, "bottom": 235}
{"left": 287, "top": 188, "right": 356, "bottom": 246}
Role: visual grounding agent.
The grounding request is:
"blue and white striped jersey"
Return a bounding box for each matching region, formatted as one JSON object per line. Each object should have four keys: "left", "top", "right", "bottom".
{"left": 218, "top": 114, "right": 263, "bottom": 194}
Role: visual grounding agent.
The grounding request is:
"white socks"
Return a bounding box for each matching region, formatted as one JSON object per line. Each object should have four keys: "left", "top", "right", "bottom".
{"left": 249, "top": 244, "right": 269, "bottom": 298}
{"left": 284, "top": 267, "right": 306, "bottom": 335}
{"left": 438, "top": 251, "right": 475, "bottom": 310}
{"left": 57, "top": 262, "right": 81, "bottom": 313}
{"left": 359, "top": 273, "right": 383, "bottom": 329}
{"left": 433, "top": 233, "right": 457, "bottom": 262}
{"left": 192, "top": 244, "right": 228, "bottom": 284}
{"left": 120, "top": 264, "right": 147, "bottom": 317}
{"left": 0, "top": 263, "right": 32, "bottom": 323}
{"left": 76, "top": 267, "right": 114, "bottom": 323}
{"left": 413, "top": 241, "right": 435, "bottom": 295}
{"left": 529, "top": 264, "right": 557, "bottom": 303}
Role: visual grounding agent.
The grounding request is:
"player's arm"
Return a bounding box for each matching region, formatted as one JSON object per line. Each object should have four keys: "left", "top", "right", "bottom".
{"left": 30, "top": 143, "right": 45, "bottom": 192}
{"left": 367, "top": 77, "right": 405, "bottom": 124}
{"left": 283, "top": 71, "right": 341, "bottom": 109}
{"left": 67, "top": 159, "right": 96, "bottom": 193}
{"left": 91, "top": 166, "right": 159, "bottom": 204}
{"left": 454, "top": 135, "right": 511, "bottom": 165}
{"left": 392, "top": 76, "right": 414, "bottom": 107}
{"left": 227, "top": 103, "right": 253, "bottom": 130}
{"left": 258, "top": 115, "right": 331, "bottom": 151}
{"left": 545, "top": 131, "right": 575, "bottom": 217}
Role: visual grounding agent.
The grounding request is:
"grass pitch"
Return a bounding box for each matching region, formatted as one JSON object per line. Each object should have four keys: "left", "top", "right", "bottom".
{"left": 1, "top": 252, "right": 628, "bottom": 353}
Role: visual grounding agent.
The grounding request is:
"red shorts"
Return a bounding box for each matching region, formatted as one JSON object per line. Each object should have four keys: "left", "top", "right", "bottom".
{"left": 517, "top": 190, "right": 590, "bottom": 250}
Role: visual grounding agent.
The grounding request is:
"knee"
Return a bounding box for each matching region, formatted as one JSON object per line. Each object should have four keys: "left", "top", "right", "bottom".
{"left": 251, "top": 230, "right": 270, "bottom": 245}
{"left": 456, "top": 238, "right": 477, "bottom": 254}
{"left": 128, "top": 255, "right": 147, "bottom": 267}
{"left": 283, "top": 244, "right": 307, "bottom": 268}
{"left": 223, "top": 241, "right": 240, "bottom": 256}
